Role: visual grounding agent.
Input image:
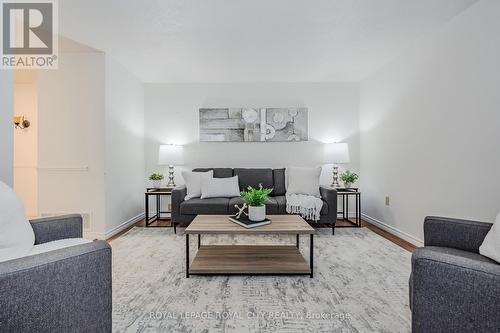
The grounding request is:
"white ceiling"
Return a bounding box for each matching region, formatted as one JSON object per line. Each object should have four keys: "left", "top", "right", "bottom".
{"left": 59, "top": 0, "right": 477, "bottom": 83}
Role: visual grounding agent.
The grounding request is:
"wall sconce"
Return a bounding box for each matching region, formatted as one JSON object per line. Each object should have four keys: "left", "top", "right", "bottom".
{"left": 14, "top": 116, "right": 30, "bottom": 129}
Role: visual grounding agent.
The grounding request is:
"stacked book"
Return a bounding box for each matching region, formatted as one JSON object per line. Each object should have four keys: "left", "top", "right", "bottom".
{"left": 228, "top": 215, "right": 271, "bottom": 228}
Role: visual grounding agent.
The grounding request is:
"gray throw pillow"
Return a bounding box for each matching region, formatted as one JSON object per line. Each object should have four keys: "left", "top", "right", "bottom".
{"left": 201, "top": 176, "right": 241, "bottom": 199}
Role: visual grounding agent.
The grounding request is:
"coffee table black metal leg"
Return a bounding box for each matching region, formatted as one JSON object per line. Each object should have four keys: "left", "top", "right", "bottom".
{"left": 296, "top": 234, "right": 299, "bottom": 248}
{"left": 186, "top": 234, "right": 190, "bottom": 278}
{"left": 173, "top": 220, "right": 176, "bottom": 234}
{"left": 310, "top": 234, "right": 314, "bottom": 278}
{"left": 198, "top": 234, "right": 201, "bottom": 249}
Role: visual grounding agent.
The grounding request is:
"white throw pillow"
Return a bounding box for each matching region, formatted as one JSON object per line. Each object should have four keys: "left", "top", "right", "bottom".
{"left": 286, "top": 166, "right": 321, "bottom": 197}
{"left": 181, "top": 170, "right": 214, "bottom": 200}
{"left": 479, "top": 211, "right": 500, "bottom": 263}
{"left": 0, "top": 181, "right": 35, "bottom": 262}
{"left": 201, "top": 176, "right": 240, "bottom": 199}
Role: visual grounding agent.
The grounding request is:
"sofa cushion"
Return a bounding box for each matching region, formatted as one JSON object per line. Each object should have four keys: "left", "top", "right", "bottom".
{"left": 418, "top": 246, "right": 499, "bottom": 279}
{"left": 273, "top": 168, "right": 286, "bottom": 196}
{"left": 192, "top": 168, "right": 233, "bottom": 178}
{"left": 180, "top": 198, "right": 230, "bottom": 215}
{"left": 425, "top": 246, "right": 498, "bottom": 265}
{"left": 265, "top": 197, "right": 279, "bottom": 214}
{"left": 234, "top": 168, "right": 274, "bottom": 193}
{"left": 229, "top": 197, "right": 245, "bottom": 214}
{"left": 28, "top": 238, "right": 92, "bottom": 256}
{"left": 229, "top": 196, "right": 279, "bottom": 214}
{"left": 274, "top": 195, "right": 287, "bottom": 214}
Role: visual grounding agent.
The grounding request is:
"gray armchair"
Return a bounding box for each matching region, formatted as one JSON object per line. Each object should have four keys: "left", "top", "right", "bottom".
{"left": 410, "top": 216, "right": 500, "bottom": 333}
{"left": 0, "top": 215, "right": 112, "bottom": 333}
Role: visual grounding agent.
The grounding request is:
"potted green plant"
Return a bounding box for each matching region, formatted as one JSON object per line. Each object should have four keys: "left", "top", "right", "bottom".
{"left": 149, "top": 173, "right": 164, "bottom": 188}
{"left": 240, "top": 184, "right": 273, "bottom": 221}
{"left": 340, "top": 170, "right": 359, "bottom": 188}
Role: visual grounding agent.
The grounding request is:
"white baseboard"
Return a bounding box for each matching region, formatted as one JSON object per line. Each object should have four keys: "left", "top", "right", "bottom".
{"left": 337, "top": 212, "right": 360, "bottom": 219}
{"left": 84, "top": 211, "right": 424, "bottom": 246}
{"left": 362, "top": 213, "right": 424, "bottom": 247}
{"left": 84, "top": 213, "right": 144, "bottom": 240}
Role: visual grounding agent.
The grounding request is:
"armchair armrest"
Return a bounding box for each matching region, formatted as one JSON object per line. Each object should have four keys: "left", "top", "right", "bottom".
{"left": 30, "top": 214, "right": 83, "bottom": 245}
{"left": 320, "top": 186, "right": 337, "bottom": 218}
{"left": 424, "top": 216, "right": 492, "bottom": 253}
{"left": 171, "top": 185, "right": 187, "bottom": 220}
{"left": 411, "top": 247, "right": 500, "bottom": 332}
{"left": 0, "top": 241, "right": 112, "bottom": 332}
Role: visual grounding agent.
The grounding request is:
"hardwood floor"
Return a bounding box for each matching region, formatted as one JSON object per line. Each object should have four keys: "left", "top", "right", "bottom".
{"left": 108, "top": 217, "right": 417, "bottom": 253}
{"left": 106, "top": 219, "right": 172, "bottom": 242}
{"left": 362, "top": 221, "right": 416, "bottom": 252}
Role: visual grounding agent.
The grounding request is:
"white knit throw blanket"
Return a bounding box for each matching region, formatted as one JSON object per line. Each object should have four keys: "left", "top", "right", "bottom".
{"left": 286, "top": 193, "right": 323, "bottom": 221}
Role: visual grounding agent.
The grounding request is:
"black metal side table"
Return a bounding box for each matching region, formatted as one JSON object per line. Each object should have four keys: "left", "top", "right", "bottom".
{"left": 145, "top": 187, "right": 176, "bottom": 233}
{"left": 336, "top": 188, "right": 361, "bottom": 227}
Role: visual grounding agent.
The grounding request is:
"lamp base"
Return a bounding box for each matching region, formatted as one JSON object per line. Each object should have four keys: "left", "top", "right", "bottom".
{"left": 331, "top": 165, "right": 340, "bottom": 188}
{"left": 166, "top": 165, "right": 176, "bottom": 187}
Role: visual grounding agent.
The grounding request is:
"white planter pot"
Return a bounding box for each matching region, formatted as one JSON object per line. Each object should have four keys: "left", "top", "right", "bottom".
{"left": 248, "top": 205, "right": 266, "bottom": 222}
{"left": 152, "top": 180, "right": 162, "bottom": 188}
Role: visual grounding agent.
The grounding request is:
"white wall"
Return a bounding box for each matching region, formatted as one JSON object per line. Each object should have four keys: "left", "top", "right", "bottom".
{"left": 37, "top": 52, "right": 107, "bottom": 237}
{"left": 34, "top": 51, "right": 145, "bottom": 239}
{"left": 105, "top": 56, "right": 145, "bottom": 235}
{"left": 145, "top": 82, "right": 360, "bottom": 187}
{"left": 0, "top": 71, "right": 14, "bottom": 186}
{"left": 360, "top": 0, "right": 500, "bottom": 243}
{"left": 14, "top": 74, "right": 38, "bottom": 218}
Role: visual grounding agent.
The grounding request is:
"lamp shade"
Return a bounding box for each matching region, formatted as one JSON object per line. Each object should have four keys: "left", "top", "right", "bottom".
{"left": 158, "top": 144, "right": 184, "bottom": 165}
{"left": 324, "top": 142, "right": 350, "bottom": 164}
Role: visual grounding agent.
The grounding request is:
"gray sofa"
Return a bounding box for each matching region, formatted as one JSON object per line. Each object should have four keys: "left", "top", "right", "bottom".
{"left": 0, "top": 215, "right": 112, "bottom": 333}
{"left": 410, "top": 216, "right": 500, "bottom": 333}
{"left": 172, "top": 168, "right": 337, "bottom": 233}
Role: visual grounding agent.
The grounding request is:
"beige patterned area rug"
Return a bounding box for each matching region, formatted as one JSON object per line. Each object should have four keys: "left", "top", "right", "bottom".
{"left": 112, "top": 227, "right": 412, "bottom": 333}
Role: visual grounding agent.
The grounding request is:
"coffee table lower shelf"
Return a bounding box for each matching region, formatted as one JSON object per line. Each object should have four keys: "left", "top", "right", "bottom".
{"left": 187, "top": 245, "right": 312, "bottom": 277}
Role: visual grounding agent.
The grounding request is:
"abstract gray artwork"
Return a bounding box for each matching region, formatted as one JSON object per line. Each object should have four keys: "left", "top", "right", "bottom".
{"left": 199, "top": 108, "right": 308, "bottom": 142}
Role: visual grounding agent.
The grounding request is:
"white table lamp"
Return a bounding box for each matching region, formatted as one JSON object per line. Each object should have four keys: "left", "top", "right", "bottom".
{"left": 324, "top": 142, "right": 350, "bottom": 187}
{"left": 158, "top": 144, "right": 184, "bottom": 187}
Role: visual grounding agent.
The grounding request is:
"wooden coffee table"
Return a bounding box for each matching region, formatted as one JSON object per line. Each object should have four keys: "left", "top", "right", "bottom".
{"left": 184, "top": 215, "right": 315, "bottom": 278}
